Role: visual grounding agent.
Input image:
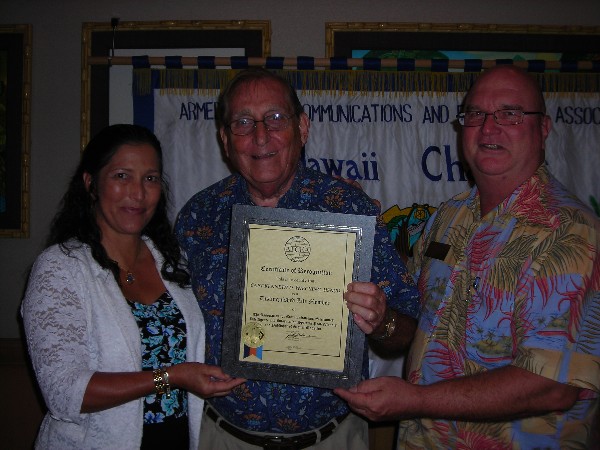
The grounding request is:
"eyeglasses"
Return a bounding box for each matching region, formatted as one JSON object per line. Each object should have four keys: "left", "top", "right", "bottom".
{"left": 457, "top": 109, "right": 544, "bottom": 127}
{"left": 228, "top": 113, "right": 294, "bottom": 136}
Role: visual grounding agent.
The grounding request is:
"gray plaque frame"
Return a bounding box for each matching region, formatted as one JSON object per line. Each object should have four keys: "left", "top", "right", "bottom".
{"left": 222, "top": 204, "right": 375, "bottom": 389}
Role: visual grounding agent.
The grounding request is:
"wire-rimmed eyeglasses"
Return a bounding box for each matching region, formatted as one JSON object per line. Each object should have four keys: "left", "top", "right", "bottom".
{"left": 228, "top": 113, "right": 294, "bottom": 136}
{"left": 456, "top": 109, "right": 544, "bottom": 127}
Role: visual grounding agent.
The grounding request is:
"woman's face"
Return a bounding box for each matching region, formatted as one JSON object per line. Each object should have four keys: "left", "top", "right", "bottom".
{"left": 84, "top": 143, "right": 162, "bottom": 242}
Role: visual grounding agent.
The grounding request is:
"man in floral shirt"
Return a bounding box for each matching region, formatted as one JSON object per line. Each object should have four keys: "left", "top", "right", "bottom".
{"left": 335, "top": 66, "right": 600, "bottom": 448}
{"left": 175, "top": 68, "right": 419, "bottom": 449}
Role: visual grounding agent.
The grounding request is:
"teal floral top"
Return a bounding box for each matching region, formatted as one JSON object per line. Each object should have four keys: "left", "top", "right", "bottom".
{"left": 128, "top": 291, "right": 188, "bottom": 424}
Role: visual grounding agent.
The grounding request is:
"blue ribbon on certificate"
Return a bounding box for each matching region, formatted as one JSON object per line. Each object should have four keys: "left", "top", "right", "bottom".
{"left": 244, "top": 345, "right": 263, "bottom": 360}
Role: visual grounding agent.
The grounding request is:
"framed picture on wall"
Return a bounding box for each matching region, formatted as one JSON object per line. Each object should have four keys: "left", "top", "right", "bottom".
{"left": 81, "top": 19, "right": 271, "bottom": 149}
{"left": 0, "top": 24, "right": 31, "bottom": 238}
{"left": 325, "top": 22, "right": 600, "bottom": 69}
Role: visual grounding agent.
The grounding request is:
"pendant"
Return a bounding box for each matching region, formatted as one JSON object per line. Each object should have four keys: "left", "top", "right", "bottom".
{"left": 125, "top": 271, "right": 135, "bottom": 284}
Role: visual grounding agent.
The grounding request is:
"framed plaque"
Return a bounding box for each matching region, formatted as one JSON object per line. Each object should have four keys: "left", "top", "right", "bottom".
{"left": 222, "top": 205, "right": 375, "bottom": 389}
{"left": 0, "top": 24, "right": 31, "bottom": 238}
{"left": 81, "top": 19, "right": 271, "bottom": 150}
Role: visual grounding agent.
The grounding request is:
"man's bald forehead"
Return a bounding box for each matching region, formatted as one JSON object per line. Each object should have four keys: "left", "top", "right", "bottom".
{"left": 466, "top": 65, "right": 546, "bottom": 112}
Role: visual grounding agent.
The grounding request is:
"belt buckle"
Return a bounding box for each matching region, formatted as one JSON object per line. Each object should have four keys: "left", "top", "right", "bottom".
{"left": 263, "top": 435, "right": 290, "bottom": 450}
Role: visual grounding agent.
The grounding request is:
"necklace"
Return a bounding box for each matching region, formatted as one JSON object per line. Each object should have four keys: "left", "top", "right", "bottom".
{"left": 117, "top": 243, "right": 143, "bottom": 285}
{"left": 118, "top": 264, "right": 136, "bottom": 284}
{"left": 125, "top": 270, "right": 136, "bottom": 285}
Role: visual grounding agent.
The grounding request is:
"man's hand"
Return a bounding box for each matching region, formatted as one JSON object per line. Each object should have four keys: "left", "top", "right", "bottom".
{"left": 334, "top": 377, "right": 411, "bottom": 421}
{"left": 344, "top": 281, "right": 388, "bottom": 334}
{"left": 336, "top": 366, "right": 582, "bottom": 424}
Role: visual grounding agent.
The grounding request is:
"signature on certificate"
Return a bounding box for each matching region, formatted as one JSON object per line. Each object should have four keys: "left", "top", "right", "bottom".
{"left": 285, "top": 331, "right": 319, "bottom": 341}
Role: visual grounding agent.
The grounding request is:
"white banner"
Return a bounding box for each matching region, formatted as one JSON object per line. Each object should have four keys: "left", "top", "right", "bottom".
{"left": 149, "top": 89, "right": 600, "bottom": 235}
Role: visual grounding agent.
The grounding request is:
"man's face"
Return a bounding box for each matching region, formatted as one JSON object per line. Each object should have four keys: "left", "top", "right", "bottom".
{"left": 220, "top": 78, "right": 309, "bottom": 203}
{"left": 461, "top": 67, "right": 551, "bottom": 188}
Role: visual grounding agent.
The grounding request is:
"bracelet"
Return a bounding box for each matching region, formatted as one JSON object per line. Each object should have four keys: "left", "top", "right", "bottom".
{"left": 152, "top": 367, "right": 171, "bottom": 399}
{"left": 370, "top": 308, "right": 397, "bottom": 341}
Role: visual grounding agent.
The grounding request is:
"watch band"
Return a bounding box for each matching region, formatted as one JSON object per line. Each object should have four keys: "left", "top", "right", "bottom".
{"left": 370, "top": 308, "right": 397, "bottom": 341}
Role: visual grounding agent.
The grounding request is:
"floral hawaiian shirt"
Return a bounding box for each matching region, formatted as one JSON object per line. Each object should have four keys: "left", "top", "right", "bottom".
{"left": 403, "top": 165, "right": 600, "bottom": 449}
{"left": 175, "top": 163, "right": 419, "bottom": 433}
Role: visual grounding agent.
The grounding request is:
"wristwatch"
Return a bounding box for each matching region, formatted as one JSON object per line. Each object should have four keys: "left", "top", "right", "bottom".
{"left": 370, "top": 308, "right": 397, "bottom": 341}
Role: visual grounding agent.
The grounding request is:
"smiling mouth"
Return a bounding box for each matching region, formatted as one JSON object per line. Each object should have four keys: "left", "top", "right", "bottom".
{"left": 123, "top": 207, "right": 145, "bottom": 214}
{"left": 252, "top": 151, "right": 277, "bottom": 160}
{"left": 481, "top": 144, "right": 501, "bottom": 150}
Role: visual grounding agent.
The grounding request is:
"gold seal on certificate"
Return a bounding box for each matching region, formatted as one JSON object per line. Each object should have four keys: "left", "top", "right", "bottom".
{"left": 222, "top": 205, "right": 375, "bottom": 389}
{"left": 242, "top": 322, "right": 265, "bottom": 348}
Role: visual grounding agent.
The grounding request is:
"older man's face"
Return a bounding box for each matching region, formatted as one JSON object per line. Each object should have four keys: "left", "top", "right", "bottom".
{"left": 461, "top": 67, "right": 551, "bottom": 189}
{"left": 220, "top": 78, "right": 309, "bottom": 204}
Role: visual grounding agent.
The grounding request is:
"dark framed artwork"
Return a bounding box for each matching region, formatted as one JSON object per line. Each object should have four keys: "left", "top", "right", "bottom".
{"left": 81, "top": 20, "right": 271, "bottom": 149}
{"left": 326, "top": 22, "right": 600, "bottom": 65}
{"left": 0, "top": 24, "right": 31, "bottom": 238}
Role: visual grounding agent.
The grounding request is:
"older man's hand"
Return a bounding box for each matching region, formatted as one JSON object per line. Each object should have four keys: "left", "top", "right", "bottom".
{"left": 344, "top": 281, "right": 388, "bottom": 334}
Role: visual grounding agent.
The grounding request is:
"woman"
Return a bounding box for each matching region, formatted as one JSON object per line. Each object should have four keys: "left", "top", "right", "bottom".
{"left": 22, "top": 124, "right": 244, "bottom": 449}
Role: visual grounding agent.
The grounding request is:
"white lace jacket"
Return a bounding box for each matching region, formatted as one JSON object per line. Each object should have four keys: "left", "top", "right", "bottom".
{"left": 21, "top": 238, "right": 205, "bottom": 449}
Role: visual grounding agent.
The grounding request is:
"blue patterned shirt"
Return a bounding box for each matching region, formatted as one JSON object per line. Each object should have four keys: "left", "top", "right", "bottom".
{"left": 175, "top": 164, "right": 419, "bottom": 433}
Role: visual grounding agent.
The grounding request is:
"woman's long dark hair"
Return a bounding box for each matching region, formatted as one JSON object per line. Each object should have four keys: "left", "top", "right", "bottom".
{"left": 47, "top": 124, "right": 190, "bottom": 287}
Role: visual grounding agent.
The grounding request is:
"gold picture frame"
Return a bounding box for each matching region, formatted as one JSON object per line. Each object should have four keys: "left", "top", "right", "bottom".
{"left": 0, "top": 24, "right": 31, "bottom": 238}
{"left": 81, "top": 19, "right": 271, "bottom": 150}
{"left": 326, "top": 22, "right": 600, "bottom": 64}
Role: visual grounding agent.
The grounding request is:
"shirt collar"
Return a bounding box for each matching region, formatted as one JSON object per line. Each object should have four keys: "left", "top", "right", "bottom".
{"left": 469, "top": 164, "right": 559, "bottom": 229}
{"left": 236, "top": 162, "right": 305, "bottom": 207}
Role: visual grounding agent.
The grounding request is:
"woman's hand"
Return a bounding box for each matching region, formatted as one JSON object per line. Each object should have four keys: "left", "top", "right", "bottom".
{"left": 170, "top": 362, "right": 246, "bottom": 398}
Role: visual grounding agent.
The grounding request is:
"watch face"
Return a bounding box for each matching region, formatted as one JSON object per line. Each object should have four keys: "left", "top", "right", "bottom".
{"left": 383, "top": 311, "right": 396, "bottom": 338}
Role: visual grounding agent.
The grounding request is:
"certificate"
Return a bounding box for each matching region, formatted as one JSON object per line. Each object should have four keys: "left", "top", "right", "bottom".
{"left": 222, "top": 205, "right": 375, "bottom": 388}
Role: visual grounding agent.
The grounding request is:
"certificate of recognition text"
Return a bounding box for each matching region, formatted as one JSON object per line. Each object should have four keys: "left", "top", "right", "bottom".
{"left": 240, "top": 224, "right": 356, "bottom": 371}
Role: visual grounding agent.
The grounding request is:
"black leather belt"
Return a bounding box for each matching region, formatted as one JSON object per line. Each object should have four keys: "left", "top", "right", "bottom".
{"left": 205, "top": 405, "right": 349, "bottom": 449}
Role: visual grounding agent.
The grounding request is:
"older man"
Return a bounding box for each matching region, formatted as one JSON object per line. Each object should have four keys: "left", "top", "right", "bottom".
{"left": 335, "top": 65, "right": 600, "bottom": 448}
{"left": 175, "top": 68, "right": 419, "bottom": 449}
